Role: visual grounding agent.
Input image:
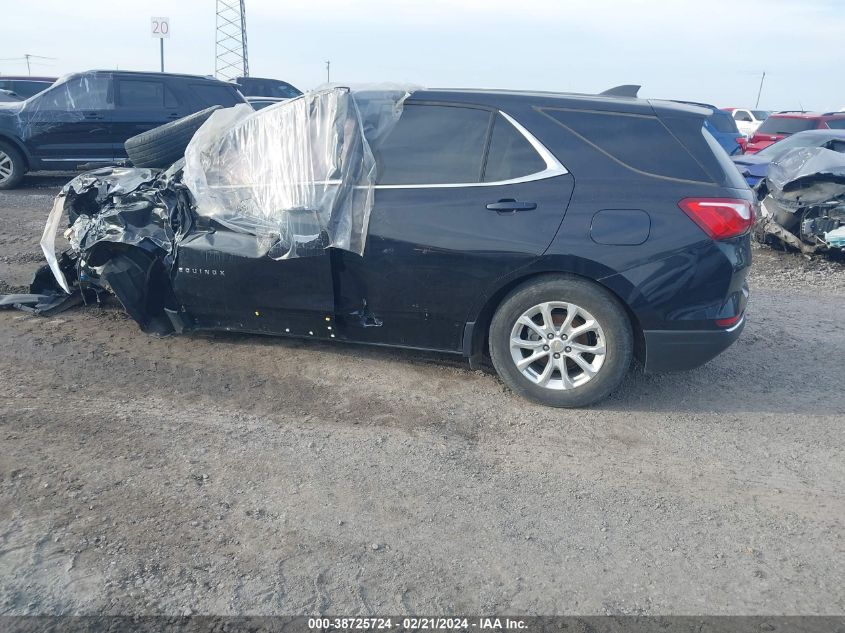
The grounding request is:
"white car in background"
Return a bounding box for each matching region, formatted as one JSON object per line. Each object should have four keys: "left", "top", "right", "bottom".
{"left": 723, "top": 108, "right": 770, "bottom": 137}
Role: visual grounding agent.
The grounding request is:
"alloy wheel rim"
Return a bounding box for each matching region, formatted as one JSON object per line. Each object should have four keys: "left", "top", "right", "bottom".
{"left": 0, "top": 150, "right": 13, "bottom": 184}
{"left": 509, "top": 301, "right": 606, "bottom": 390}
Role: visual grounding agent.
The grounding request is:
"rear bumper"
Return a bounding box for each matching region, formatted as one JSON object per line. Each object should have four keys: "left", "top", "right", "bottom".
{"left": 642, "top": 316, "right": 745, "bottom": 373}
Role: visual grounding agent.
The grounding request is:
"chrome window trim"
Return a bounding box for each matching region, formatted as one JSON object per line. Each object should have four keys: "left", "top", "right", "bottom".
{"left": 374, "top": 108, "right": 568, "bottom": 190}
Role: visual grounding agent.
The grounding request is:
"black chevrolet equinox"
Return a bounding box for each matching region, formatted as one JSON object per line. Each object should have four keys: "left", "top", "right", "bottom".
{"left": 32, "top": 88, "right": 753, "bottom": 408}
{"left": 0, "top": 70, "right": 245, "bottom": 189}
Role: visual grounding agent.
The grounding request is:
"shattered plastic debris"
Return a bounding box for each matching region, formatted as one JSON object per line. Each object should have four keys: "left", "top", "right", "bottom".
{"left": 826, "top": 225, "right": 845, "bottom": 248}
{"left": 755, "top": 147, "right": 845, "bottom": 255}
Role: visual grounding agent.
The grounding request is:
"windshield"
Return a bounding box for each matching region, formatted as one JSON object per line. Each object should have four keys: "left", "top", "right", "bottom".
{"left": 757, "top": 117, "right": 816, "bottom": 135}
{"left": 756, "top": 133, "right": 821, "bottom": 158}
{"left": 752, "top": 110, "right": 769, "bottom": 120}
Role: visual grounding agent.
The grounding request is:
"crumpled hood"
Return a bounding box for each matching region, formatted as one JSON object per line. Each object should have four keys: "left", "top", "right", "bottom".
{"left": 766, "top": 146, "right": 845, "bottom": 203}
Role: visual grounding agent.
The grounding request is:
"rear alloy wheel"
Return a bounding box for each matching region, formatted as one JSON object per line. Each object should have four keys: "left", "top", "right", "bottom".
{"left": 489, "top": 276, "right": 633, "bottom": 407}
{"left": 0, "top": 141, "right": 25, "bottom": 190}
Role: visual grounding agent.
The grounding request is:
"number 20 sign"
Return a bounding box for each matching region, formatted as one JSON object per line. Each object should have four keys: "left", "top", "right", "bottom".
{"left": 151, "top": 17, "right": 170, "bottom": 39}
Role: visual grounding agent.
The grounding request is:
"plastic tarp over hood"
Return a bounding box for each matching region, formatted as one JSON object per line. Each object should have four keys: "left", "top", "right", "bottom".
{"left": 182, "top": 86, "right": 411, "bottom": 258}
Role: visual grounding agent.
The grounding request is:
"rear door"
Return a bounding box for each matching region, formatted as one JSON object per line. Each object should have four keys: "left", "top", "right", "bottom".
{"left": 21, "top": 73, "right": 115, "bottom": 166}
{"left": 112, "top": 76, "right": 189, "bottom": 161}
{"left": 334, "top": 102, "right": 574, "bottom": 351}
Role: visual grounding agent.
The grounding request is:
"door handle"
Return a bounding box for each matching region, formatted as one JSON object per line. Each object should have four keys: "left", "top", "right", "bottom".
{"left": 486, "top": 199, "right": 537, "bottom": 212}
{"left": 167, "top": 112, "right": 181, "bottom": 119}
{"left": 83, "top": 112, "right": 104, "bottom": 120}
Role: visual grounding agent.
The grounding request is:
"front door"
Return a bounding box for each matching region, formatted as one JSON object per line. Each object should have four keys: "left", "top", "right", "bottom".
{"left": 172, "top": 219, "right": 336, "bottom": 338}
{"left": 22, "top": 73, "right": 115, "bottom": 166}
{"left": 333, "top": 102, "right": 575, "bottom": 352}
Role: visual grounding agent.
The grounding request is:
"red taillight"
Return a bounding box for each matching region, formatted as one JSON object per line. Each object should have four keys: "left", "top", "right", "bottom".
{"left": 678, "top": 198, "right": 754, "bottom": 240}
{"left": 715, "top": 313, "right": 743, "bottom": 328}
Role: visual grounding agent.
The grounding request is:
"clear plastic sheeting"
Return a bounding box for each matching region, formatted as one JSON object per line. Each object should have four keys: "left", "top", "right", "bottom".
{"left": 0, "top": 73, "right": 108, "bottom": 142}
{"left": 183, "top": 86, "right": 411, "bottom": 258}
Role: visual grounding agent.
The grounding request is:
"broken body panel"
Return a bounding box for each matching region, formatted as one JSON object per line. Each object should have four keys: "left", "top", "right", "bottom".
{"left": 755, "top": 147, "right": 845, "bottom": 255}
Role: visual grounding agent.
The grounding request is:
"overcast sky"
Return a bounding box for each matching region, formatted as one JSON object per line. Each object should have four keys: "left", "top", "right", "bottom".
{"left": 2, "top": 0, "right": 842, "bottom": 111}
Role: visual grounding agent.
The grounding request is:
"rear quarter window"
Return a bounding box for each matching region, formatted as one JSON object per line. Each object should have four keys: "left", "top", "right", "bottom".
{"left": 483, "top": 114, "right": 546, "bottom": 182}
{"left": 541, "top": 108, "right": 711, "bottom": 182}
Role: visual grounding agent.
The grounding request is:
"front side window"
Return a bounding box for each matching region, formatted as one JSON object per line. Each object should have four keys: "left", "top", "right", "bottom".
{"left": 34, "top": 75, "right": 112, "bottom": 110}
{"left": 825, "top": 119, "right": 845, "bottom": 130}
{"left": 734, "top": 110, "right": 753, "bottom": 122}
{"left": 375, "top": 104, "right": 492, "bottom": 185}
{"left": 483, "top": 114, "right": 546, "bottom": 182}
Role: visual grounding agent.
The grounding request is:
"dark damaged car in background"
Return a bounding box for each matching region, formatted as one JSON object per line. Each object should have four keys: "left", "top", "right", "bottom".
{"left": 3, "top": 88, "right": 754, "bottom": 407}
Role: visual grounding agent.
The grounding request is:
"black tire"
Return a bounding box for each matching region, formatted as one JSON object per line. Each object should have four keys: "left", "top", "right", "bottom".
{"left": 489, "top": 275, "right": 633, "bottom": 408}
{"left": 0, "top": 140, "right": 26, "bottom": 190}
{"left": 124, "top": 105, "right": 223, "bottom": 169}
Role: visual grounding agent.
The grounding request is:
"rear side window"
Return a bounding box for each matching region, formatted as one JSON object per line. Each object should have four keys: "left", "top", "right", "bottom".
{"left": 757, "top": 117, "right": 816, "bottom": 134}
{"left": 483, "top": 114, "right": 546, "bottom": 182}
{"left": 825, "top": 119, "right": 845, "bottom": 130}
{"left": 117, "top": 79, "right": 178, "bottom": 109}
{"left": 191, "top": 84, "right": 241, "bottom": 107}
{"left": 542, "top": 108, "right": 711, "bottom": 182}
{"left": 375, "top": 105, "right": 492, "bottom": 185}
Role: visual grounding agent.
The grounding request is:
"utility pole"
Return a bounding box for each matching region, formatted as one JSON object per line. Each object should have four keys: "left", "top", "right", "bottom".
{"left": 325, "top": 60, "right": 331, "bottom": 83}
{"left": 755, "top": 71, "right": 766, "bottom": 109}
{"left": 0, "top": 54, "right": 56, "bottom": 75}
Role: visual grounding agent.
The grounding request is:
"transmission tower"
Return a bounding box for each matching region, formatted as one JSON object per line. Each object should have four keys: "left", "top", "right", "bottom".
{"left": 215, "top": 0, "right": 249, "bottom": 81}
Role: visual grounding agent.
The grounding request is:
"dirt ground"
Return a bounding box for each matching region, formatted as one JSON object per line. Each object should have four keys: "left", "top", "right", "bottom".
{"left": 1, "top": 173, "right": 843, "bottom": 616}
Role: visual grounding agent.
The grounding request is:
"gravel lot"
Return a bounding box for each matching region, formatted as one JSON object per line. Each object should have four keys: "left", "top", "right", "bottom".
{"left": 1, "top": 174, "right": 843, "bottom": 616}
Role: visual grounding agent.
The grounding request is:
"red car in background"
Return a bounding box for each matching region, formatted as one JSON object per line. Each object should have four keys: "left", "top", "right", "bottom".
{"left": 745, "top": 111, "right": 845, "bottom": 153}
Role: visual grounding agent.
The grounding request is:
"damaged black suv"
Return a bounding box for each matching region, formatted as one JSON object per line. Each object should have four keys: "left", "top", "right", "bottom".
{"left": 24, "top": 87, "right": 753, "bottom": 408}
